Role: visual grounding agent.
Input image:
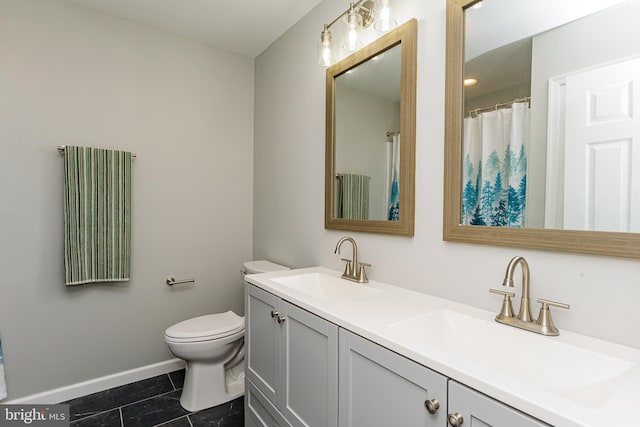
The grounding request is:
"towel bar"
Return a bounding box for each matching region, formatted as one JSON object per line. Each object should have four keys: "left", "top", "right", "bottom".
{"left": 166, "top": 277, "right": 195, "bottom": 286}
{"left": 57, "top": 145, "right": 137, "bottom": 158}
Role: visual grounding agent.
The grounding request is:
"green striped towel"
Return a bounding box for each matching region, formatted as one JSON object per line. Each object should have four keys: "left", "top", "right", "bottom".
{"left": 63, "top": 146, "right": 132, "bottom": 285}
{"left": 338, "top": 173, "right": 370, "bottom": 220}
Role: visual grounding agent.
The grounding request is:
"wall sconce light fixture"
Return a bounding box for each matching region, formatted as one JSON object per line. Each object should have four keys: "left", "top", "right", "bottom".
{"left": 318, "top": 0, "right": 397, "bottom": 67}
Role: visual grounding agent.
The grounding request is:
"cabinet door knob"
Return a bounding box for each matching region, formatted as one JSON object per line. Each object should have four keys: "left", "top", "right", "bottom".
{"left": 270, "top": 310, "right": 279, "bottom": 318}
{"left": 277, "top": 315, "right": 287, "bottom": 324}
{"left": 424, "top": 399, "right": 440, "bottom": 414}
{"left": 448, "top": 412, "right": 464, "bottom": 426}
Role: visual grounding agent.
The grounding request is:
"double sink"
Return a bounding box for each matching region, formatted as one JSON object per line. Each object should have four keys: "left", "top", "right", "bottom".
{"left": 255, "top": 268, "right": 640, "bottom": 426}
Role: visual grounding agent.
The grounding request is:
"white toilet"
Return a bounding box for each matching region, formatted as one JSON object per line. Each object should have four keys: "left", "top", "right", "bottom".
{"left": 164, "top": 260, "right": 289, "bottom": 412}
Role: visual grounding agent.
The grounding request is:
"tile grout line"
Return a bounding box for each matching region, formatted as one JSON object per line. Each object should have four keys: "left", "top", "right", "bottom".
{"left": 70, "top": 387, "right": 178, "bottom": 424}
{"left": 167, "top": 372, "right": 177, "bottom": 391}
{"left": 119, "top": 388, "right": 182, "bottom": 413}
{"left": 67, "top": 371, "right": 243, "bottom": 427}
{"left": 70, "top": 407, "right": 117, "bottom": 424}
{"left": 122, "top": 389, "right": 196, "bottom": 426}
{"left": 72, "top": 396, "right": 243, "bottom": 427}
{"left": 152, "top": 414, "right": 191, "bottom": 427}
{"left": 68, "top": 372, "right": 184, "bottom": 423}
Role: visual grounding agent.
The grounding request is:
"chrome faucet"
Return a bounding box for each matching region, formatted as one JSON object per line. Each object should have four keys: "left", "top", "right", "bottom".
{"left": 489, "top": 256, "right": 570, "bottom": 336}
{"left": 334, "top": 236, "right": 370, "bottom": 283}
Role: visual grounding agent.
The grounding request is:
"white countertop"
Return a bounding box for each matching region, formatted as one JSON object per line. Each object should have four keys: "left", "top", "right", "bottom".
{"left": 245, "top": 266, "right": 640, "bottom": 427}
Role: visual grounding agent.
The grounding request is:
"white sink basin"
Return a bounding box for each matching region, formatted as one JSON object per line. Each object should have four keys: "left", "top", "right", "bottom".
{"left": 388, "top": 309, "right": 634, "bottom": 407}
{"left": 272, "top": 272, "right": 381, "bottom": 302}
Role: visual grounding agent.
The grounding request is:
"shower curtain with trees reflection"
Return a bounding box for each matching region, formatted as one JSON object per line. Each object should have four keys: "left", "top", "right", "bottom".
{"left": 386, "top": 133, "right": 400, "bottom": 221}
{"left": 462, "top": 102, "right": 529, "bottom": 227}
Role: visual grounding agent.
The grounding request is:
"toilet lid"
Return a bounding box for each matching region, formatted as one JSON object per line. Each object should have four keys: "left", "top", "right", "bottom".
{"left": 165, "top": 311, "right": 245, "bottom": 342}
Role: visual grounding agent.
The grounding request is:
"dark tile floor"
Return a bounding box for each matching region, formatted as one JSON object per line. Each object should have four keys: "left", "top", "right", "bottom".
{"left": 63, "top": 369, "right": 243, "bottom": 427}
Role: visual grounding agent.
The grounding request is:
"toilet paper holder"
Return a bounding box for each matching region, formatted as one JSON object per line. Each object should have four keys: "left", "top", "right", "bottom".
{"left": 166, "top": 277, "right": 195, "bottom": 286}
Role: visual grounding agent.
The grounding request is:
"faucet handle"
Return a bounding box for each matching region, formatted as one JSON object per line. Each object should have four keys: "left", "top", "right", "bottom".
{"left": 535, "top": 298, "right": 570, "bottom": 336}
{"left": 489, "top": 288, "right": 515, "bottom": 320}
{"left": 489, "top": 288, "right": 515, "bottom": 297}
{"left": 356, "top": 262, "right": 370, "bottom": 283}
{"left": 537, "top": 298, "right": 570, "bottom": 310}
{"left": 340, "top": 258, "right": 353, "bottom": 276}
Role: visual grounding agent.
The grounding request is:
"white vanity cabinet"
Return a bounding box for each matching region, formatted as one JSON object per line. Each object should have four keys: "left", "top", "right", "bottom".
{"left": 245, "top": 283, "right": 339, "bottom": 427}
{"left": 447, "top": 381, "right": 550, "bottom": 427}
{"left": 339, "top": 329, "right": 448, "bottom": 427}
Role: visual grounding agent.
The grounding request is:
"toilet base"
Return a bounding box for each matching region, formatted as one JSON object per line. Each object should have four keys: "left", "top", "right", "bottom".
{"left": 179, "top": 361, "right": 245, "bottom": 412}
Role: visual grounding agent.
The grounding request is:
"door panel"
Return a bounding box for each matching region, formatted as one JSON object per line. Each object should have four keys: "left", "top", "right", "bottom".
{"left": 246, "top": 379, "right": 291, "bottom": 427}
{"left": 448, "top": 381, "right": 549, "bottom": 427}
{"left": 564, "top": 57, "right": 640, "bottom": 231}
{"left": 339, "top": 329, "right": 447, "bottom": 427}
{"left": 282, "top": 302, "right": 338, "bottom": 427}
{"left": 245, "top": 284, "right": 280, "bottom": 404}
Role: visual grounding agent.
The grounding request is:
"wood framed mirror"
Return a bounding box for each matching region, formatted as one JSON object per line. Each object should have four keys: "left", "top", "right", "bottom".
{"left": 443, "top": 0, "right": 640, "bottom": 258}
{"left": 325, "top": 19, "right": 417, "bottom": 236}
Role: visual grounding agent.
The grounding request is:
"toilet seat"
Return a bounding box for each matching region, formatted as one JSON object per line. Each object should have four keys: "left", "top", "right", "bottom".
{"left": 165, "top": 311, "right": 245, "bottom": 343}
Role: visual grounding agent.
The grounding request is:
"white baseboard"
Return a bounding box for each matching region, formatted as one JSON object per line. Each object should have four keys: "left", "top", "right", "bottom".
{"left": 4, "top": 358, "right": 186, "bottom": 404}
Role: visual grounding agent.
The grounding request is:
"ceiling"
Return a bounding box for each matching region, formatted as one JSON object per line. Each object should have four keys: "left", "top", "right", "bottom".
{"left": 465, "top": 0, "right": 627, "bottom": 61}
{"left": 464, "top": 38, "right": 531, "bottom": 101}
{"left": 337, "top": 44, "right": 402, "bottom": 103}
{"left": 66, "top": 0, "right": 323, "bottom": 58}
{"left": 463, "top": 0, "right": 629, "bottom": 106}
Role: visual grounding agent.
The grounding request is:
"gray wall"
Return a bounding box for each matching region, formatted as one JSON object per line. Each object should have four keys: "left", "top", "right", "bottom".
{"left": 0, "top": 0, "right": 254, "bottom": 398}
{"left": 254, "top": 0, "right": 640, "bottom": 350}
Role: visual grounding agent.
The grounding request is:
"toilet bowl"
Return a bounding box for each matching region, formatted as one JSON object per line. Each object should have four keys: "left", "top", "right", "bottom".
{"left": 165, "top": 311, "right": 245, "bottom": 412}
{"left": 164, "top": 260, "right": 289, "bottom": 412}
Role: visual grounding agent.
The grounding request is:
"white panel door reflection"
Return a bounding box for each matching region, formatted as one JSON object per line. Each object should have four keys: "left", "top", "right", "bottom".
{"left": 563, "top": 57, "right": 640, "bottom": 232}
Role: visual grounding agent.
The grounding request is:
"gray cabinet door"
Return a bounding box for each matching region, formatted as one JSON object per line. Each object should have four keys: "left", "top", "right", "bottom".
{"left": 339, "top": 329, "right": 448, "bottom": 427}
{"left": 245, "top": 378, "right": 291, "bottom": 427}
{"left": 245, "top": 284, "right": 281, "bottom": 405}
{"left": 245, "top": 284, "right": 339, "bottom": 427}
{"left": 447, "top": 381, "right": 550, "bottom": 427}
{"left": 281, "top": 301, "right": 339, "bottom": 427}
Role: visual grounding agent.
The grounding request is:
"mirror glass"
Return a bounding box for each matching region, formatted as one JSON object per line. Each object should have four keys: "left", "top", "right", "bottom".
{"left": 326, "top": 19, "right": 416, "bottom": 236}
{"left": 463, "top": 0, "right": 638, "bottom": 232}
{"left": 334, "top": 45, "right": 401, "bottom": 221}
{"left": 444, "top": 0, "right": 640, "bottom": 258}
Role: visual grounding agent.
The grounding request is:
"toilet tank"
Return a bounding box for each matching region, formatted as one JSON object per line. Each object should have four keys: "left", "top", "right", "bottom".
{"left": 242, "top": 260, "right": 289, "bottom": 276}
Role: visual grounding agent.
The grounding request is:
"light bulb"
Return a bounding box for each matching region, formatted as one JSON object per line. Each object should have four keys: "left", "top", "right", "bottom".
{"left": 374, "top": 0, "right": 397, "bottom": 32}
{"left": 321, "top": 46, "right": 332, "bottom": 66}
{"left": 347, "top": 27, "right": 358, "bottom": 51}
{"left": 343, "top": 4, "right": 362, "bottom": 52}
{"left": 318, "top": 25, "right": 333, "bottom": 67}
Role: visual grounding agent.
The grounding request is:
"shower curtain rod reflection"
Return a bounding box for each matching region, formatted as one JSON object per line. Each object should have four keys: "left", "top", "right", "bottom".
{"left": 57, "top": 145, "right": 137, "bottom": 158}
{"left": 468, "top": 96, "right": 531, "bottom": 118}
{"left": 335, "top": 173, "right": 371, "bottom": 179}
{"left": 386, "top": 130, "right": 399, "bottom": 142}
